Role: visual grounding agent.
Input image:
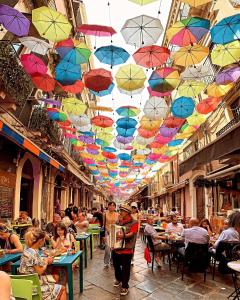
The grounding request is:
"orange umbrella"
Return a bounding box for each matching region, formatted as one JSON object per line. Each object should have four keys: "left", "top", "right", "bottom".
{"left": 91, "top": 115, "right": 114, "bottom": 128}
{"left": 59, "top": 80, "right": 84, "bottom": 94}
{"left": 138, "top": 126, "right": 158, "bottom": 138}
{"left": 196, "top": 97, "right": 222, "bottom": 114}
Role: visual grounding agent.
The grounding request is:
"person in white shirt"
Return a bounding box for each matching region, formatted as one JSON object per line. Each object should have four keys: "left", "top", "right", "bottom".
{"left": 166, "top": 215, "right": 184, "bottom": 235}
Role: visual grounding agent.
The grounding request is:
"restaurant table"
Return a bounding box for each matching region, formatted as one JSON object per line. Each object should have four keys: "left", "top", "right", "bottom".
{"left": 227, "top": 260, "right": 240, "bottom": 300}
{"left": 11, "top": 250, "right": 83, "bottom": 300}
{"left": 0, "top": 253, "right": 22, "bottom": 267}
{"left": 11, "top": 223, "right": 32, "bottom": 238}
{"left": 76, "top": 233, "right": 93, "bottom": 268}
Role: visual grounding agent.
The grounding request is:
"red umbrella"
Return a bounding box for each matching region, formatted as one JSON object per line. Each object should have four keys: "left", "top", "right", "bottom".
{"left": 102, "top": 151, "right": 116, "bottom": 159}
{"left": 76, "top": 24, "right": 116, "bottom": 37}
{"left": 91, "top": 115, "right": 114, "bottom": 128}
{"left": 163, "top": 116, "right": 185, "bottom": 128}
{"left": 58, "top": 120, "right": 72, "bottom": 126}
{"left": 59, "top": 80, "right": 84, "bottom": 94}
{"left": 196, "top": 97, "right": 221, "bottom": 114}
{"left": 31, "top": 73, "right": 56, "bottom": 92}
{"left": 59, "top": 125, "right": 76, "bottom": 132}
{"left": 87, "top": 144, "right": 100, "bottom": 150}
{"left": 84, "top": 68, "right": 113, "bottom": 92}
{"left": 138, "top": 126, "right": 158, "bottom": 138}
{"left": 21, "top": 54, "right": 47, "bottom": 75}
{"left": 150, "top": 142, "right": 164, "bottom": 149}
{"left": 133, "top": 45, "right": 170, "bottom": 69}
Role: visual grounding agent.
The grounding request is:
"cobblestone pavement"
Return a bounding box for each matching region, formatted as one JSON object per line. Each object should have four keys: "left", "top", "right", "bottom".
{"left": 72, "top": 239, "right": 235, "bottom": 300}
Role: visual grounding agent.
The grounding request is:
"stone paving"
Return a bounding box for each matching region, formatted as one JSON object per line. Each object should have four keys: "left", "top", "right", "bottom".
{"left": 72, "top": 239, "right": 235, "bottom": 299}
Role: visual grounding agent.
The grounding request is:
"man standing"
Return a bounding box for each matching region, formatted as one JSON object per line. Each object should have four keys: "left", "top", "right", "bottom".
{"left": 112, "top": 204, "right": 138, "bottom": 296}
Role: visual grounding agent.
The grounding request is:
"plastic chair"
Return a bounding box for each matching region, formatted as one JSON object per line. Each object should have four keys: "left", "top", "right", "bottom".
{"left": 88, "top": 224, "right": 101, "bottom": 250}
{"left": 10, "top": 274, "right": 42, "bottom": 300}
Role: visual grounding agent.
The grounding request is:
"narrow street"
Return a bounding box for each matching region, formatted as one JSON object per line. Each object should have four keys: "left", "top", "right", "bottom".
{"left": 73, "top": 239, "right": 234, "bottom": 300}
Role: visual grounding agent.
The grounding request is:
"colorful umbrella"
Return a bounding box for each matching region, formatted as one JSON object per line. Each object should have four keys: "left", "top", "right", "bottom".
{"left": 69, "top": 114, "right": 90, "bottom": 127}
{"left": 19, "top": 37, "right": 51, "bottom": 55}
{"left": 116, "top": 106, "right": 140, "bottom": 117}
{"left": 115, "top": 64, "right": 146, "bottom": 92}
{"left": 91, "top": 115, "right": 114, "bottom": 128}
{"left": 155, "top": 135, "right": 173, "bottom": 145}
{"left": 148, "top": 67, "right": 180, "bottom": 93}
{"left": 179, "top": 0, "right": 212, "bottom": 7}
{"left": 77, "top": 24, "right": 116, "bottom": 37}
{"left": 129, "top": 0, "right": 159, "bottom": 5}
{"left": 178, "top": 80, "right": 206, "bottom": 98}
{"left": 138, "top": 127, "right": 158, "bottom": 138}
{"left": 207, "top": 82, "right": 233, "bottom": 97}
{"left": 102, "top": 147, "right": 117, "bottom": 153}
{"left": 116, "top": 136, "right": 134, "bottom": 144}
{"left": 59, "top": 80, "right": 84, "bottom": 94}
{"left": 140, "top": 116, "right": 162, "bottom": 130}
{"left": 133, "top": 45, "right": 170, "bottom": 69}
{"left": 216, "top": 66, "right": 240, "bottom": 85}
{"left": 210, "top": 14, "right": 240, "bottom": 45}
{"left": 47, "top": 108, "right": 68, "bottom": 122}
{"left": 211, "top": 41, "right": 240, "bottom": 67}
{"left": 181, "top": 65, "right": 212, "bottom": 81}
{"left": 135, "top": 135, "right": 155, "bottom": 145}
{"left": 94, "top": 45, "right": 130, "bottom": 67}
{"left": 90, "top": 83, "right": 115, "bottom": 97}
{"left": 147, "top": 86, "right": 171, "bottom": 97}
{"left": 173, "top": 45, "right": 209, "bottom": 67}
{"left": 20, "top": 54, "right": 47, "bottom": 75}
{"left": 77, "top": 124, "right": 92, "bottom": 133}
{"left": 114, "top": 140, "right": 132, "bottom": 150}
{"left": 97, "top": 132, "right": 114, "bottom": 142}
{"left": 56, "top": 39, "right": 91, "bottom": 64}
{"left": 187, "top": 112, "right": 206, "bottom": 126}
{"left": 168, "top": 139, "right": 184, "bottom": 147}
{"left": 31, "top": 73, "right": 56, "bottom": 92}
{"left": 32, "top": 6, "right": 72, "bottom": 42}
{"left": 116, "top": 117, "right": 137, "bottom": 129}
{"left": 102, "top": 152, "right": 117, "bottom": 160}
{"left": 118, "top": 87, "right": 144, "bottom": 97}
{"left": 159, "top": 126, "right": 179, "bottom": 137}
{"left": 62, "top": 97, "right": 87, "bottom": 115}
{"left": 118, "top": 153, "right": 131, "bottom": 161}
{"left": 0, "top": 4, "right": 30, "bottom": 36}
{"left": 196, "top": 97, "right": 221, "bottom": 114}
{"left": 143, "top": 97, "right": 169, "bottom": 120}
{"left": 163, "top": 116, "right": 185, "bottom": 128}
{"left": 116, "top": 127, "right": 136, "bottom": 137}
{"left": 166, "top": 17, "right": 210, "bottom": 46}
{"left": 171, "top": 96, "right": 195, "bottom": 118}
{"left": 84, "top": 68, "right": 113, "bottom": 92}
{"left": 55, "top": 61, "right": 81, "bottom": 85}
{"left": 121, "top": 14, "right": 163, "bottom": 47}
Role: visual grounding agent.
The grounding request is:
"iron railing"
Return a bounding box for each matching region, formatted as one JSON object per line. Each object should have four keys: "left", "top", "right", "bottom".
{"left": 216, "top": 114, "right": 240, "bottom": 137}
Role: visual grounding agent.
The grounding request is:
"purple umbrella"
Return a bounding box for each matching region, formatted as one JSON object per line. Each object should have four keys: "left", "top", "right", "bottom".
{"left": 42, "top": 98, "right": 61, "bottom": 107}
{"left": 107, "top": 158, "right": 118, "bottom": 164}
{"left": 159, "top": 125, "right": 179, "bottom": 138}
{"left": 79, "top": 136, "right": 94, "bottom": 144}
{"left": 87, "top": 149, "right": 99, "bottom": 155}
{"left": 0, "top": 4, "right": 30, "bottom": 36}
{"left": 216, "top": 66, "right": 240, "bottom": 85}
{"left": 116, "top": 135, "right": 134, "bottom": 144}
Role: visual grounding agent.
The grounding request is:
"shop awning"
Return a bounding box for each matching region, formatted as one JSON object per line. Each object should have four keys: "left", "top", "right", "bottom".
{"left": 179, "top": 122, "right": 240, "bottom": 176}
{"left": 0, "top": 120, "right": 65, "bottom": 172}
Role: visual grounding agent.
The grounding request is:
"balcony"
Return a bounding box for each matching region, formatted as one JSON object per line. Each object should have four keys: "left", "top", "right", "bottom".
{"left": 216, "top": 114, "right": 240, "bottom": 137}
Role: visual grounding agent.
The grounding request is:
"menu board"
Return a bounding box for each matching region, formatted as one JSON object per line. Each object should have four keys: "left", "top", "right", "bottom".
{"left": 0, "top": 186, "right": 14, "bottom": 219}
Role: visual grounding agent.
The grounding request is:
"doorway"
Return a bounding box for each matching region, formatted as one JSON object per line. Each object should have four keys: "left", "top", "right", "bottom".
{"left": 20, "top": 159, "right": 33, "bottom": 217}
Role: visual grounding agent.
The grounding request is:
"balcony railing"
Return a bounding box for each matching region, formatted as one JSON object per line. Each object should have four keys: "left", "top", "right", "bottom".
{"left": 216, "top": 114, "right": 240, "bottom": 137}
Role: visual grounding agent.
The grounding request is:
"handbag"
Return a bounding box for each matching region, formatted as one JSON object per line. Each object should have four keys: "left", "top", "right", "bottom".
{"left": 144, "top": 247, "right": 151, "bottom": 264}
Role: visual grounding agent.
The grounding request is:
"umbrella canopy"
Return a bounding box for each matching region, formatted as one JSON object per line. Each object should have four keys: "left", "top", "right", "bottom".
{"left": 129, "top": 0, "right": 159, "bottom": 5}
{"left": 173, "top": 45, "right": 209, "bottom": 67}
{"left": 116, "top": 136, "right": 134, "bottom": 144}
{"left": 143, "top": 97, "right": 169, "bottom": 120}
{"left": 181, "top": 65, "right": 212, "bottom": 81}
{"left": 19, "top": 36, "right": 50, "bottom": 55}
{"left": 168, "top": 139, "right": 184, "bottom": 147}
{"left": 187, "top": 112, "right": 206, "bottom": 126}
{"left": 155, "top": 135, "right": 173, "bottom": 145}
{"left": 211, "top": 41, "right": 240, "bottom": 67}
{"left": 178, "top": 0, "right": 212, "bottom": 7}
{"left": 42, "top": 98, "right": 61, "bottom": 107}
{"left": 76, "top": 24, "right": 116, "bottom": 36}
{"left": 216, "top": 66, "right": 240, "bottom": 85}
{"left": 94, "top": 45, "right": 130, "bottom": 67}
{"left": 62, "top": 97, "right": 87, "bottom": 115}
{"left": 116, "top": 117, "right": 138, "bottom": 129}
{"left": 163, "top": 116, "right": 185, "bottom": 128}
{"left": 138, "top": 127, "right": 158, "bottom": 138}
{"left": 147, "top": 86, "right": 170, "bottom": 97}
{"left": 207, "top": 82, "right": 233, "bottom": 97}
{"left": 55, "top": 61, "right": 81, "bottom": 85}
{"left": 69, "top": 114, "right": 90, "bottom": 126}
{"left": 91, "top": 115, "right": 114, "bottom": 128}
{"left": 0, "top": 4, "right": 30, "bottom": 36}
{"left": 171, "top": 96, "right": 195, "bottom": 118}
{"left": 114, "top": 140, "right": 132, "bottom": 150}
{"left": 47, "top": 108, "right": 68, "bottom": 122}
{"left": 31, "top": 73, "right": 56, "bottom": 92}
{"left": 90, "top": 83, "right": 114, "bottom": 97}
{"left": 84, "top": 68, "right": 113, "bottom": 92}
{"left": 121, "top": 14, "right": 163, "bottom": 47}
{"left": 210, "top": 14, "right": 240, "bottom": 45}
{"left": 56, "top": 39, "right": 91, "bottom": 64}
{"left": 148, "top": 67, "right": 180, "bottom": 93}
{"left": 116, "top": 106, "right": 140, "bottom": 117}
{"left": 178, "top": 80, "right": 206, "bottom": 98}
{"left": 116, "top": 127, "right": 136, "bottom": 137}
{"left": 140, "top": 116, "right": 162, "bottom": 130}
{"left": 115, "top": 64, "right": 146, "bottom": 92}
{"left": 133, "top": 45, "right": 170, "bottom": 69}
{"left": 59, "top": 80, "right": 84, "bottom": 94}
{"left": 32, "top": 6, "right": 72, "bottom": 42}
{"left": 118, "top": 153, "right": 131, "bottom": 161}
{"left": 166, "top": 17, "right": 210, "bottom": 46}
{"left": 196, "top": 97, "right": 221, "bottom": 114}
{"left": 160, "top": 125, "right": 179, "bottom": 137}
{"left": 20, "top": 54, "right": 47, "bottom": 75}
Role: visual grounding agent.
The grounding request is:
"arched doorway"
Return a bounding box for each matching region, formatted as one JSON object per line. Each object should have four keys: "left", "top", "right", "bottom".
{"left": 20, "top": 159, "right": 34, "bottom": 216}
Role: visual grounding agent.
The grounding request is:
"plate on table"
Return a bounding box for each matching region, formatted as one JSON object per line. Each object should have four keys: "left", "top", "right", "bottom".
{"left": 44, "top": 249, "right": 62, "bottom": 257}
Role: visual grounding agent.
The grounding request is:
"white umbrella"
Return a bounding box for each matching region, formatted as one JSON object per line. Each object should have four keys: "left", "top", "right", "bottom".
{"left": 19, "top": 36, "right": 51, "bottom": 55}
{"left": 113, "top": 140, "right": 131, "bottom": 150}
{"left": 181, "top": 65, "right": 214, "bottom": 81}
{"left": 76, "top": 124, "right": 92, "bottom": 132}
{"left": 135, "top": 135, "right": 155, "bottom": 145}
{"left": 121, "top": 14, "right": 163, "bottom": 47}
{"left": 69, "top": 114, "right": 90, "bottom": 127}
{"left": 136, "top": 148, "right": 151, "bottom": 155}
{"left": 143, "top": 97, "right": 169, "bottom": 120}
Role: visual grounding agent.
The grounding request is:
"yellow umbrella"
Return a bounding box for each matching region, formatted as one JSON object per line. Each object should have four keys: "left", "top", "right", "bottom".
{"left": 152, "top": 146, "right": 168, "bottom": 154}
{"left": 92, "top": 125, "right": 113, "bottom": 133}
{"left": 140, "top": 116, "right": 162, "bottom": 130}
{"left": 179, "top": 0, "right": 212, "bottom": 7}
{"left": 173, "top": 45, "right": 209, "bottom": 67}
{"left": 181, "top": 124, "right": 197, "bottom": 134}
{"left": 115, "top": 64, "right": 146, "bottom": 92}
{"left": 62, "top": 97, "right": 87, "bottom": 115}
{"left": 129, "top": 0, "right": 158, "bottom": 4}
{"left": 132, "top": 142, "right": 146, "bottom": 150}
{"left": 97, "top": 132, "right": 114, "bottom": 142}
{"left": 187, "top": 112, "right": 206, "bottom": 126}
{"left": 32, "top": 6, "right": 72, "bottom": 42}
{"left": 207, "top": 82, "right": 233, "bottom": 97}
{"left": 178, "top": 81, "right": 206, "bottom": 98}
{"left": 211, "top": 41, "right": 240, "bottom": 67}
{"left": 176, "top": 132, "right": 193, "bottom": 139}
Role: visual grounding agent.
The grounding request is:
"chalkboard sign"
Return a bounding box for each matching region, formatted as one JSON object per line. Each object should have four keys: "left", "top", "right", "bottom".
{"left": 0, "top": 186, "right": 14, "bottom": 219}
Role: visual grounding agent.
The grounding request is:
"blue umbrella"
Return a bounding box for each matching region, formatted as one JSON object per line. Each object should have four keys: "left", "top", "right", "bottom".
{"left": 210, "top": 14, "right": 240, "bottom": 45}
{"left": 168, "top": 139, "right": 184, "bottom": 147}
{"left": 78, "top": 131, "right": 94, "bottom": 137}
{"left": 171, "top": 96, "right": 195, "bottom": 118}
{"left": 96, "top": 138, "right": 110, "bottom": 147}
{"left": 55, "top": 60, "right": 81, "bottom": 85}
{"left": 94, "top": 45, "right": 130, "bottom": 67}
{"left": 103, "top": 147, "right": 117, "bottom": 153}
{"left": 90, "top": 83, "right": 115, "bottom": 97}
{"left": 116, "top": 117, "right": 138, "bottom": 129}
{"left": 118, "top": 153, "right": 131, "bottom": 161}
{"left": 117, "top": 127, "right": 136, "bottom": 137}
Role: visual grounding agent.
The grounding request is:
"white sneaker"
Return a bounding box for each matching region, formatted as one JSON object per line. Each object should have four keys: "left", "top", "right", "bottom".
{"left": 120, "top": 288, "right": 129, "bottom": 296}
{"left": 113, "top": 280, "right": 121, "bottom": 287}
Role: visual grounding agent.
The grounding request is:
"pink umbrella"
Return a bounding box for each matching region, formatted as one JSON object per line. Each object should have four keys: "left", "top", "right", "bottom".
{"left": 21, "top": 54, "right": 47, "bottom": 75}
{"left": 148, "top": 153, "right": 161, "bottom": 161}
{"left": 83, "top": 158, "right": 95, "bottom": 164}
{"left": 64, "top": 133, "right": 78, "bottom": 139}
{"left": 147, "top": 86, "right": 171, "bottom": 97}
{"left": 155, "top": 134, "right": 173, "bottom": 144}
{"left": 79, "top": 136, "right": 94, "bottom": 144}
